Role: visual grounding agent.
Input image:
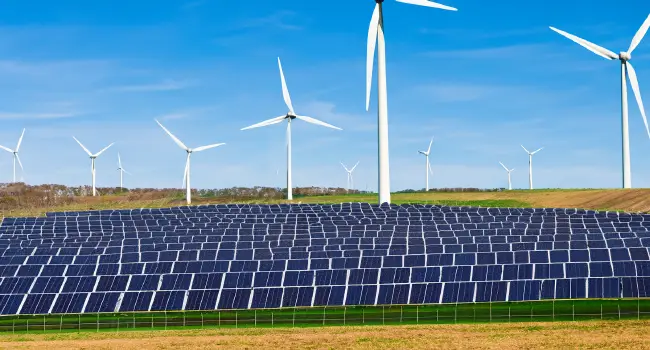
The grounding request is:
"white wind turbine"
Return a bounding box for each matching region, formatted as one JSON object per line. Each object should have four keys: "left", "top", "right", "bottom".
{"left": 0, "top": 128, "right": 26, "bottom": 183}
{"left": 73, "top": 136, "right": 114, "bottom": 196}
{"left": 341, "top": 161, "right": 360, "bottom": 192}
{"left": 499, "top": 161, "right": 515, "bottom": 190}
{"left": 117, "top": 153, "right": 131, "bottom": 189}
{"left": 418, "top": 137, "right": 434, "bottom": 191}
{"left": 521, "top": 145, "right": 543, "bottom": 190}
{"left": 155, "top": 119, "right": 225, "bottom": 205}
{"left": 366, "top": 0, "right": 457, "bottom": 204}
{"left": 241, "top": 57, "right": 342, "bottom": 201}
{"left": 549, "top": 15, "right": 650, "bottom": 188}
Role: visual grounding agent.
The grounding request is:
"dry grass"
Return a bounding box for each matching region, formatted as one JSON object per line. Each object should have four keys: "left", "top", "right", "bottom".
{"left": 5, "top": 189, "right": 650, "bottom": 218}
{"left": 0, "top": 320, "right": 648, "bottom": 349}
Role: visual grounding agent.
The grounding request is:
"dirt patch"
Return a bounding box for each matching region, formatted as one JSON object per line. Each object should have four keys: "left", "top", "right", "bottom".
{"left": 0, "top": 320, "right": 649, "bottom": 349}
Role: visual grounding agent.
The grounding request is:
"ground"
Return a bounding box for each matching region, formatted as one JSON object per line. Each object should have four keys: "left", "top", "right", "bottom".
{"left": 0, "top": 320, "right": 648, "bottom": 349}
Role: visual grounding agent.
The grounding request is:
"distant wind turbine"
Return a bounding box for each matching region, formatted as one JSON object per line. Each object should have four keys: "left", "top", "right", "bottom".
{"left": 549, "top": 14, "right": 650, "bottom": 188}
{"left": 418, "top": 137, "right": 434, "bottom": 191}
{"left": 499, "top": 161, "right": 515, "bottom": 190}
{"left": 73, "top": 136, "right": 114, "bottom": 196}
{"left": 117, "top": 153, "right": 131, "bottom": 189}
{"left": 365, "top": 0, "right": 457, "bottom": 204}
{"left": 521, "top": 145, "right": 543, "bottom": 190}
{"left": 241, "top": 57, "right": 341, "bottom": 200}
{"left": 341, "top": 161, "right": 360, "bottom": 192}
{"left": 155, "top": 119, "right": 225, "bottom": 205}
{"left": 0, "top": 129, "right": 26, "bottom": 183}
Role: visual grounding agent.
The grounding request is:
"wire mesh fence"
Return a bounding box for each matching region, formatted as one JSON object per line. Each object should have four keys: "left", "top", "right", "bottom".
{"left": 0, "top": 299, "right": 648, "bottom": 334}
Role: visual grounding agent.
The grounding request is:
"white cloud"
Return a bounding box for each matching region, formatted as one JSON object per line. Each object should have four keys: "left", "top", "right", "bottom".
{"left": 0, "top": 112, "right": 79, "bottom": 120}
{"left": 105, "top": 79, "right": 196, "bottom": 93}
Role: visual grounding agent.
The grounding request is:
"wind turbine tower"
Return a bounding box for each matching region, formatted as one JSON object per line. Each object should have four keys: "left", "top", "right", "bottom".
{"left": 521, "top": 145, "right": 543, "bottom": 190}
{"left": 549, "top": 15, "right": 650, "bottom": 188}
{"left": 73, "top": 137, "right": 114, "bottom": 196}
{"left": 418, "top": 137, "right": 434, "bottom": 191}
{"left": 341, "top": 161, "right": 360, "bottom": 192}
{"left": 365, "top": 0, "right": 457, "bottom": 204}
{"left": 499, "top": 161, "right": 515, "bottom": 190}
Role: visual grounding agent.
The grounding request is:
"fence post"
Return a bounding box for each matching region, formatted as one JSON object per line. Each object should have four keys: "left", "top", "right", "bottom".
{"left": 400, "top": 306, "right": 403, "bottom": 323}
{"left": 272, "top": 312, "right": 274, "bottom": 327}
{"left": 572, "top": 302, "right": 575, "bottom": 321}
{"left": 489, "top": 302, "right": 492, "bottom": 322}
{"left": 201, "top": 313, "right": 204, "bottom": 329}
{"left": 236, "top": 311, "right": 238, "bottom": 328}
{"left": 151, "top": 315, "right": 154, "bottom": 329}
{"left": 292, "top": 308, "right": 295, "bottom": 328}
{"left": 219, "top": 311, "right": 221, "bottom": 327}
{"left": 508, "top": 305, "right": 511, "bottom": 323}
{"left": 436, "top": 309, "right": 439, "bottom": 323}
{"left": 255, "top": 310, "right": 257, "bottom": 327}
{"left": 601, "top": 303, "right": 603, "bottom": 320}
{"left": 134, "top": 314, "right": 136, "bottom": 330}
{"left": 12, "top": 319, "right": 14, "bottom": 334}
{"left": 343, "top": 307, "right": 346, "bottom": 325}
{"left": 362, "top": 308, "right": 365, "bottom": 324}
{"left": 323, "top": 308, "right": 326, "bottom": 326}
{"left": 117, "top": 317, "right": 120, "bottom": 333}
{"left": 43, "top": 315, "right": 46, "bottom": 332}
{"left": 416, "top": 306, "right": 419, "bottom": 324}
{"left": 26, "top": 320, "right": 28, "bottom": 333}
{"left": 382, "top": 306, "right": 385, "bottom": 325}
{"left": 60, "top": 315, "right": 63, "bottom": 332}
{"left": 454, "top": 304, "right": 458, "bottom": 323}
{"left": 97, "top": 314, "right": 99, "bottom": 332}
{"left": 78, "top": 314, "right": 81, "bottom": 332}
{"left": 638, "top": 299, "right": 641, "bottom": 320}
{"left": 618, "top": 301, "right": 621, "bottom": 320}
{"left": 165, "top": 312, "right": 167, "bottom": 331}
{"left": 552, "top": 300, "right": 555, "bottom": 322}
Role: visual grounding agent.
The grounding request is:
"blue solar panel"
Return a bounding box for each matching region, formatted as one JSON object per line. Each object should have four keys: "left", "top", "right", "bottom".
{"left": 0, "top": 203, "right": 650, "bottom": 314}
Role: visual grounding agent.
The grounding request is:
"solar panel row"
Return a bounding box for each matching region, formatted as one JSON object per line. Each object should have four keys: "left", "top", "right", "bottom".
{"left": 0, "top": 203, "right": 648, "bottom": 315}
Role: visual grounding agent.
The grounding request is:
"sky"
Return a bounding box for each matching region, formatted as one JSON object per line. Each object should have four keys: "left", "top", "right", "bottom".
{"left": 0, "top": 0, "right": 649, "bottom": 191}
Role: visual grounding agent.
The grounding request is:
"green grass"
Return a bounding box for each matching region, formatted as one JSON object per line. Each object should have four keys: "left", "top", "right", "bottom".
{"left": 0, "top": 299, "right": 648, "bottom": 335}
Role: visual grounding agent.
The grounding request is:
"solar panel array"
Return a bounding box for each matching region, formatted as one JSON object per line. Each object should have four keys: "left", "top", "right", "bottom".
{"left": 0, "top": 203, "right": 649, "bottom": 315}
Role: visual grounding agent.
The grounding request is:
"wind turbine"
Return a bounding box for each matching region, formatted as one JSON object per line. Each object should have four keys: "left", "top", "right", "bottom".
{"left": 499, "top": 161, "right": 515, "bottom": 190}
{"left": 155, "top": 119, "right": 225, "bottom": 205}
{"left": 418, "top": 137, "right": 434, "bottom": 191}
{"left": 521, "top": 145, "right": 543, "bottom": 190}
{"left": 341, "top": 161, "right": 360, "bottom": 192}
{"left": 117, "top": 153, "right": 131, "bottom": 189}
{"left": 366, "top": 0, "right": 457, "bottom": 204}
{"left": 549, "top": 15, "right": 650, "bottom": 188}
{"left": 0, "top": 129, "right": 26, "bottom": 183}
{"left": 241, "top": 57, "right": 341, "bottom": 201}
{"left": 73, "top": 136, "right": 114, "bottom": 196}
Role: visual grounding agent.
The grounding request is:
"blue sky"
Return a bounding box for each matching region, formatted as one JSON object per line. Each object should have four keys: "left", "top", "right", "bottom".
{"left": 0, "top": 0, "right": 649, "bottom": 191}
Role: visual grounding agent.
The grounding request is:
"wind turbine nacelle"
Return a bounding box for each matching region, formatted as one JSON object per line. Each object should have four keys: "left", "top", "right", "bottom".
{"left": 287, "top": 114, "right": 296, "bottom": 120}
{"left": 620, "top": 52, "right": 631, "bottom": 61}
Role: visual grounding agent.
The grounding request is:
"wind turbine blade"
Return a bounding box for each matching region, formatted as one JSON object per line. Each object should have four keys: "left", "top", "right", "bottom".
{"left": 427, "top": 138, "right": 433, "bottom": 154}
{"left": 193, "top": 143, "right": 226, "bottom": 152}
{"left": 351, "top": 161, "right": 360, "bottom": 172}
{"left": 15, "top": 154, "right": 23, "bottom": 171}
{"left": 94, "top": 142, "right": 114, "bottom": 157}
{"left": 123, "top": 169, "right": 132, "bottom": 176}
{"left": 532, "top": 147, "right": 544, "bottom": 155}
{"left": 295, "top": 115, "right": 342, "bottom": 130}
{"left": 366, "top": 3, "right": 380, "bottom": 112}
{"left": 277, "top": 57, "right": 295, "bottom": 115}
{"left": 520, "top": 145, "right": 530, "bottom": 154}
{"left": 549, "top": 26, "right": 618, "bottom": 60}
{"left": 72, "top": 136, "right": 93, "bottom": 156}
{"left": 428, "top": 159, "right": 434, "bottom": 175}
{"left": 499, "top": 161, "right": 509, "bottom": 171}
{"left": 0, "top": 145, "right": 12, "bottom": 153}
{"left": 15, "top": 129, "right": 25, "bottom": 152}
{"left": 395, "top": 0, "right": 458, "bottom": 11}
{"left": 626, "top": 62, "right": 650, "bottom": 138}
{"left": 340, "top": 162, "right": 350, "bottom": 172}
{"left": 155, "top": 119, "right": 189, "bottom": 150}
{"left": 241, "top": 116, "right": 286, "bottom": 130}
{"left": 418, "top": 150, "right": 426, "bottom": 155}
{"left": 118, "top": 153, "right": 122, "bottom": 168}
{"left": 629, "top": 14, "right": 650, "bottom": 54}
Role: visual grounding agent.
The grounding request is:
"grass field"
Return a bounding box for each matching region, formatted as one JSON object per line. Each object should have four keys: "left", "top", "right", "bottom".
{"left": 5, "top": 188, "right": 650, "bottom": 218}
{"left": 1, "top": 320, "right": 649, "bottom": 349}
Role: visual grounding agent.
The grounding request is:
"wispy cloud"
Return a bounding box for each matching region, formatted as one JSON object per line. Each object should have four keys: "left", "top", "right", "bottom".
{"left": 423, "top": 44, "right": 554, "bottom": 60}
{"left": 0, "top": 112, "right": 79, "bottom": 120}
{"left": 104, "top": 79, "right": 196, "bottom": 93}
{"left": 235, "top": 10, "right": 302, "bottom": 31}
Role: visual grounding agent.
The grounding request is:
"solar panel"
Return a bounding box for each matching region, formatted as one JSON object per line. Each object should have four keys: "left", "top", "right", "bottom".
{"left": 0, "top": 203, "right": 650, "bottom": 314}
